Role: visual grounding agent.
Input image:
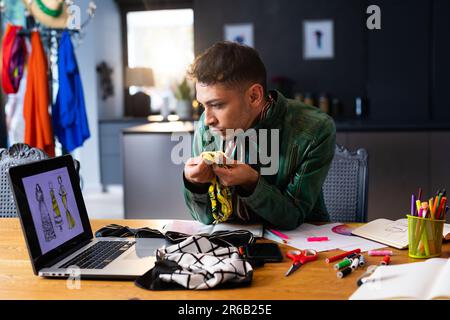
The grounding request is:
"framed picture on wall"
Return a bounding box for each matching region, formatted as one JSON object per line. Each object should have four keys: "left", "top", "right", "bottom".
{"left": 303, "top": 20, "right": 334, "bottom": 59}
{"left": 224, "top": 23, "right": 254, "bottom": 47}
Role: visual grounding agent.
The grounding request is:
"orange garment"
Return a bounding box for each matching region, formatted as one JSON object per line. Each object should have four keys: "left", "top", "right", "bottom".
{"left": 23, "top": 31, "right": 55, "bottom": 157}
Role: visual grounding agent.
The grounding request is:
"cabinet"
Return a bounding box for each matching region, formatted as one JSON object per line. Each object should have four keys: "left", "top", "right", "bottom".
{"left": 99, "top": 119, "right": 148, "bottom": 188}
{"left": 122, "top": 122, "right": 194, "bottom": 219}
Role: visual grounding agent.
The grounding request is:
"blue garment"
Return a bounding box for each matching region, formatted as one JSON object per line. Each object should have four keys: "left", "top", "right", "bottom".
{"left": 53, "top": 31, "right": 90, "bottom": 152}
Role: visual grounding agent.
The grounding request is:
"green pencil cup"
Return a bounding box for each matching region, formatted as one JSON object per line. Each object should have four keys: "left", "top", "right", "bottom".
{"left": 407, "top": 215, "right": 444, "bottom": 259}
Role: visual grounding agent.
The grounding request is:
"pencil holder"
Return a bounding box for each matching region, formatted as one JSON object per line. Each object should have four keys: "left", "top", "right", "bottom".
{"left": 407, "top": 215, "right": 444, "bottom": 259}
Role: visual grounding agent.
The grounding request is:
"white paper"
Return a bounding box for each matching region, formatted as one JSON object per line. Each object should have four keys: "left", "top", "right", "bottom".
{"left": 349, "top": 258, "right": 449, "bottom": 300}
{"left": 265, "top": 223, "right": 386, "bottom": 252}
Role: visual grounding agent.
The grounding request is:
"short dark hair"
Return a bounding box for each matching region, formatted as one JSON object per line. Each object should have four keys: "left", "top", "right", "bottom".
{"left": 188, "top": 41, "right": 267, "bottom": 94}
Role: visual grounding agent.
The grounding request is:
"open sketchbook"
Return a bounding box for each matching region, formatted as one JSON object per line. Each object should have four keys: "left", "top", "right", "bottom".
{"left": 350, "top": 258, "right": 450, "bottom": 300}
{"left": 162, "top": 220, "right": 264, "bottom": 238}
{"left": 352, "top": 218, "right": 450, "bottom": 249}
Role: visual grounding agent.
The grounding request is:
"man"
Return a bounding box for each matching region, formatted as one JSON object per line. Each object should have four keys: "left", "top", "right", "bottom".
{"left": 183, "top": 42, "right": 336, "bottom": 230}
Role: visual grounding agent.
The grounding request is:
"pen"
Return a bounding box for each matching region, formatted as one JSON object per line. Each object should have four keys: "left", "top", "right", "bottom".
{"left": 429, "top": 198, "right": 434, "bottom": 219}
{"left": 416, "top": 200, "right": 421, "bottom": 216}
{"left": 411, "top": 194, "right": 416, "bottom": 216}
{"left": 265, "top": 229, "right": 287, "bottom": 244}
{"left": 326, "top": 248, "right": 361, "bottom": 263}
{"left": 267, "top": 228, "right": 289, "bottom": 240}
{"left": 436, "top": 193, "right": 443, "bottom": 218}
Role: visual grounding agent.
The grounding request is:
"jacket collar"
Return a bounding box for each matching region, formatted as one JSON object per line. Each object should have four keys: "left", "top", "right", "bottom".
{"left": 254, "top": 90, "right": 287, "bottom": 131}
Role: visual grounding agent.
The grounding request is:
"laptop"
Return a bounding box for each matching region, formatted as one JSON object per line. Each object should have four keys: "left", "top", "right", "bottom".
{"left": 8, "top": 154, "right": 166, "bottom": 279}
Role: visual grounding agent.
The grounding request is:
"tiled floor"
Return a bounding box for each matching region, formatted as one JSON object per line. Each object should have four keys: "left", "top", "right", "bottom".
{"left": 82, "top": 186, "right": 124, "bottom": 220}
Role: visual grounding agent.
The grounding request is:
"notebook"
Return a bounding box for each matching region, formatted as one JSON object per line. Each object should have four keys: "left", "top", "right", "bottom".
{"left": 351, "top": 218, "right": 450, "bottom": 249}
{"left": 350, "top": 258, "right": 450, "bottom": 300}
{"left": 162, "top": 220, "right": 264, "bottom": 238}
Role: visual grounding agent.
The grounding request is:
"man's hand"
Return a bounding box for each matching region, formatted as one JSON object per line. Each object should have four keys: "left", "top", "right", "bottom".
{"left": 213, "top": 161, "right": 260, "bottom": 193}
{"left": 184, "top": 156, "right": 215, "bottom": 185}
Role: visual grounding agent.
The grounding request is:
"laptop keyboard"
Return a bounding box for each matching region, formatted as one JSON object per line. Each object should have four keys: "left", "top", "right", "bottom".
{"left": 60, "top": 241, "right": 136, "bottom": 270}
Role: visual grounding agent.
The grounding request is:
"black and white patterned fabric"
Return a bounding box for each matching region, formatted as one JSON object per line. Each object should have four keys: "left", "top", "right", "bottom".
{"left": 135, "top": 235, "right": 253, "bottom": 290}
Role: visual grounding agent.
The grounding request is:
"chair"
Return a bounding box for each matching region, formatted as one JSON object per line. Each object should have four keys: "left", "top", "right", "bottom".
{"left": 0, "top": 144, "right": 49, "bottom": 218}
{"left": 0, "top": 143, "right": 82, "bottom": 218}
{"left": 322, "top": 144, "right": 368, "bottom": 223}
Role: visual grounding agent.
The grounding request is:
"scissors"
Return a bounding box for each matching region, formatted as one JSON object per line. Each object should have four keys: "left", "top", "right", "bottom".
{"left": 285, "top": 249, "right": 318, "bottom": 276}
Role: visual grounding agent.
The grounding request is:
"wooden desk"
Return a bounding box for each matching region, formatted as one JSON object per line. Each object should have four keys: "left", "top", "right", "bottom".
{"left": 0, "top": 218, "right": 449, "bottom": 300}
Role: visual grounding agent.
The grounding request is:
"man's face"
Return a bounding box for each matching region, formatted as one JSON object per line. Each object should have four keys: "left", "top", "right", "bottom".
{"left": 196, "top": 82, "right": 253, "bottom": 136}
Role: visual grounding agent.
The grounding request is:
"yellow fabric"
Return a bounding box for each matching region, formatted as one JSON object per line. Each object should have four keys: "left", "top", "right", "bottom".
{"left": 201, "top": 152, "right": 233, "bottom": 224}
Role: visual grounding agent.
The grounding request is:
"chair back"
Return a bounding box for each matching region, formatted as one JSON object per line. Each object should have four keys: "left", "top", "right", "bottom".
{"left": 0, "top": 144, "right": 49, "bottom": 218}
{"left": 323, "top": 144, "right": 369, "bottom": 223}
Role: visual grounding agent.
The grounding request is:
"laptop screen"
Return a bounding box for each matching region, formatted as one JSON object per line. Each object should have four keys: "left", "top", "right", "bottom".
{"left": 22, "top": 167, "right": 84, "bottom": 255}
{"left": 8, "top": 155, "right": 93, "bottom": 274}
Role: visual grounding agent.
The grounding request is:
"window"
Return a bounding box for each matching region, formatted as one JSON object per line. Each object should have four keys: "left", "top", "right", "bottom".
{"left": 126, "top": 9, "right": 194, "bottom": 112}
{"left": 1, "top": 0, "right": 26, "bottom": 30}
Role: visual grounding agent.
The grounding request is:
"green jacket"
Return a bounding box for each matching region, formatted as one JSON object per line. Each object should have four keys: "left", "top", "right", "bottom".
{"left": 184, "top": 91, "right": 336, "bottom": 230}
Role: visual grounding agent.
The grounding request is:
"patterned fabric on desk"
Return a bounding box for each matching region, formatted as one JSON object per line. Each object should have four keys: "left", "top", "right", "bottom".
{"left": 135, "top": 235, "right": 253, "bottom": 290}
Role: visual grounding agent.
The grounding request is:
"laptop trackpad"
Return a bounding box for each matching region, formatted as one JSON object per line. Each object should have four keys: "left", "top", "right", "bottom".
{"left": 125, "top": 238, "right": 167, "bottom": 259}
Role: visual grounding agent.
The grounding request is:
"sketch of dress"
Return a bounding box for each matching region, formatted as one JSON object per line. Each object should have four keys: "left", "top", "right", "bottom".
{"left": 49, "top": 182, "right": 63, "bottom": 231}
{"left": 35, "top": 184, "right": 56, "bottom": 242}
{"left": 58, "top": 176, "right": 75, "bottom": 229}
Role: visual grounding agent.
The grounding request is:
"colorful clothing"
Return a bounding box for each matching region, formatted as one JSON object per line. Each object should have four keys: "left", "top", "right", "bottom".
{"left": 53, "top": 31, "right": 90, "bottom": 152}
{"left": 23, "top": 31, "right": 55, "bottom": 157}
{"left": 2, "top": 24, "right": 27, "bottom": 94}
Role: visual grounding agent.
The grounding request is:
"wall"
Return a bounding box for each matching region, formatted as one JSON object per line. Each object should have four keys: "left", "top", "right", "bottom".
{"left": 94, "top": 0, "right": 124, "bottom": 120}
{"left": 75, "top": 0, "right": 123, "bottom": 193}
{"left": 337, "top": 131, "right": 450, "bottom": 224}
{"left": 193, "top": 0, "right": 450, "bottom": 124}
{"left": 194, "top": 0, "right": 367, "bottom": 118}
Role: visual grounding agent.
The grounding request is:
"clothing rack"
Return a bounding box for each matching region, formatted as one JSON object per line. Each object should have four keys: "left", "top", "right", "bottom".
{"left": 0, "top": 2, "right": 96, "bottom": 152}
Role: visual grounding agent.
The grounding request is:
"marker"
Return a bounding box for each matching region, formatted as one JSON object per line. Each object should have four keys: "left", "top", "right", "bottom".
{"left": 267, "top": 228, "right": 289, "bottom": 240}
{"left": 307, "top": 237, "right": 329, "bottom": 242}
{"left": 326, "top": 249, "right": 361, "bottom": 263}
{"left": 350, "top": 258, "right": 360, "bottom": 270}
{"left": 358, "top": 255, "right": 366, "bottom": 267}
{"left": 368, "top": 250, "right": 393, "bottom": 256}
{"left": 357, "top": 265, "right": 378, "bottom": 286}
{"left": 265, "top": 229, "right": 287, "bottom": 244}
{"left": 337, "top": 267, "right": 352, "bottom": 279}
{"left": 416, "top": 200, "right": 422, "bottom": 216}
{"left": 411, "top": 194, "right": 416, "bottom": 216}
{"left": 380, "top": 256, "right": 390, "bottom": 265}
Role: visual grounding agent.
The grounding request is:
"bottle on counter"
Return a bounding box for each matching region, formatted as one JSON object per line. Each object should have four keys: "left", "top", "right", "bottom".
{"left": 294, "top": 92, "right": 304, "bottom": 102}
{"left": 319, "top": 93, "right": 330, "bottom": 114}
{"left": 355, "top": 97, "right": 368, "bottom": 118}
{"left": 331, "top": 98, "right": 342, "bottom": 118}
{"left": 304, "top": 93, "right": 315, "bottom": 106}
